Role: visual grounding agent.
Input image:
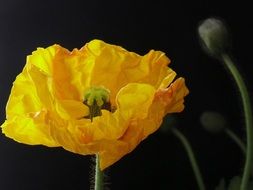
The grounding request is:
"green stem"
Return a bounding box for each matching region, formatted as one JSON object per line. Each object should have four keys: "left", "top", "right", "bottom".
{"left": 84, "top": 87, "right": 109, "bottom": 190}
{"left": 222, "top": 54, "right": 253, "bottom": 190}
{"left": 224, "top": 128, "right": 246, "bottom": 154}
{"left": 95, "top": 154, "right": 104, "bottom": 190}
{"left": 89, "top": 104, "right": 104, "bottom": 190}
{"left": 171, "top": 128, "right": 206, "bottom": 190}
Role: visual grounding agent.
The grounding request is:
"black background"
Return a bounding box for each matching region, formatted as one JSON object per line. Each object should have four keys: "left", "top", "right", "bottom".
{"left": 0, "top": 0, "right": 253, "bottom": 190}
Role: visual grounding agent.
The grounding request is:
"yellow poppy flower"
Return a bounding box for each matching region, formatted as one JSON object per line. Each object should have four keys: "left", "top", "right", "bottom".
{"left": 1, "top": 39, "right": 189, "bottom": 170}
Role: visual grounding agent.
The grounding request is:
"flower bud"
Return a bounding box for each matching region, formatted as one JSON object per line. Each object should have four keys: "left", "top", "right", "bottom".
{"left": 200, "top": 111, "right": 227, "bottom": 133}
{"left": 198, "top": 18, "right": 231, "bottom": 58}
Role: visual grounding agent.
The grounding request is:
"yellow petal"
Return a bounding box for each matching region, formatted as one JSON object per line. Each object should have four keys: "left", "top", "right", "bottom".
{"left": 56, "top": 100, "right": 89, "bottom": 120}
{"left": 82, "top": 40, "right": 173, "bottom": 106}
{"left": 116, "top": 83, "right": 156, "bottom": 119}
{"left": 6, "top": 73, "right": 41, "bottom": 118}
{"left": 155, "top": 77, "right": 189, "bottom": 114}
{"left": 159, "top": 68, "right": 177, "bottom": 89}
{"left": 98, "top": 121, "right": 144, "bottom": 170}
{"left": 27, "top": 46, "right": 57, "bottom": 75}
{"left": 2, "top": 114, "right": 58, "bottom": 147}
{"left": 123, "top": 50, "right": 171, "bottom": 88}
{"left": 141, "top": 78, "right": 189, "bottom": 138}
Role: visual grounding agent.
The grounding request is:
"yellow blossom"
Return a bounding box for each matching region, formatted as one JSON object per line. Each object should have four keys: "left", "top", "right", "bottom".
{"left": 1, "top": 39, "right": 189, "bottom": 170}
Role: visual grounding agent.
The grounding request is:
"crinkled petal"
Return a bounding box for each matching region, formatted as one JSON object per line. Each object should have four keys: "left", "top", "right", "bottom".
{"left": 159, "top": 68, "right": 177, "bottom": 89}
{"left": 56, "top": 100, "right": 89, "bottom": 120}
{"left": 156, "top": 77, "right": 189, "bottom": 114}
{"left": 5, "top": 73, "right": 41, "bottom": 118}
{"left": 2, "top": 114, "right": 58, "bottom": 147}
{"left": 83, "top": 40, "right": 173, "bottom": 105}
{"left": 27, "top": 45, "right": 89, "bottom": 101}
{"left": 116, "top": 83, "right": 156, "bottom": 119}
{"left": 97, "top": 78, "right": 189, "bottom": 170}
{"left": 99, "top": 121, "right": 143, "bottom": 170}
{"left": 82, "top": 83, "right": 155, "bottom": 142}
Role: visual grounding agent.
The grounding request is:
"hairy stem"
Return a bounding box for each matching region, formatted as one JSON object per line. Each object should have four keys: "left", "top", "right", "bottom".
{"left": 95, "top": 155, "right": 104, "bottom": 190}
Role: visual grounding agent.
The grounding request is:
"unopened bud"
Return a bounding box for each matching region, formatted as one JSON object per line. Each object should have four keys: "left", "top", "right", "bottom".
{"left": 198, "top": 18, "right": 231, "bottom": 58}
{"left": 200, "top": 111, "right": 227, "bottom": 133}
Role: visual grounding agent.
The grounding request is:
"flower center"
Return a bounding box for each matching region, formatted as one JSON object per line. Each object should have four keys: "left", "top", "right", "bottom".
{"left": 83, "top": 86, "right": 110, "bottom": 121}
